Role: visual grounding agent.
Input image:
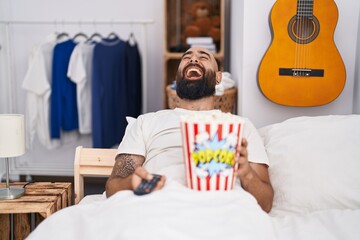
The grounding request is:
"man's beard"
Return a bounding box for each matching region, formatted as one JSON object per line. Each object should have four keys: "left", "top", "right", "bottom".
{"left": 175, "top": 67, "right": 216, "bottom": 100}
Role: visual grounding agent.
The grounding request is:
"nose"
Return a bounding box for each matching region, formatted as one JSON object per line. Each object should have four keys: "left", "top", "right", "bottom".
{"left": 190, "top": 57, "right": 198, "bottom": 63}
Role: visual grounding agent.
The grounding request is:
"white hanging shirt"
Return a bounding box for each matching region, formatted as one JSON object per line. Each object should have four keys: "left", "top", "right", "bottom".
{"left": 22, "top": 33, "right": 60, "bottom": 149}
{"left": 67, "top": 42, "right": 95, "bottom": 134}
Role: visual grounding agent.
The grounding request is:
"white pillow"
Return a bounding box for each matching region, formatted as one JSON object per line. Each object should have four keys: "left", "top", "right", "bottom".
{"left": 126, "top": 116, "right": 136, "bottom": 125}
{"left": 258, "top": 115, "right": 360, "bottom": 216}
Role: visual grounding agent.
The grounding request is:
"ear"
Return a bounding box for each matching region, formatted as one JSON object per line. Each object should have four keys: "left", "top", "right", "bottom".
{"left": 215, "top": 71, "right": 222, "bottom": 85}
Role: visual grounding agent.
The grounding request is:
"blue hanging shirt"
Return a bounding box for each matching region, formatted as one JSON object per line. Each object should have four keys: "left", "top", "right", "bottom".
{"left": 125, "top": 41, "right": 142, "bottom": 118}
{"left": 92, "top": 37, "right": 128, "bottom": 148}
{"left": 50, "top": 39, "right": 78, "bottom": 139}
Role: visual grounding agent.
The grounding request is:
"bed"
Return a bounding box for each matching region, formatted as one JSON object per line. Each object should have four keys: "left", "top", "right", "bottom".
{"left": 28, "top": 114, "right": 360, "bottom": 240}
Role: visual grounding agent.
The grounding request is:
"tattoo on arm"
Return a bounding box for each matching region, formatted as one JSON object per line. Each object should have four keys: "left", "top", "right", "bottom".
{"left": 110, "top": 154, "right": 143, "bottom": 178}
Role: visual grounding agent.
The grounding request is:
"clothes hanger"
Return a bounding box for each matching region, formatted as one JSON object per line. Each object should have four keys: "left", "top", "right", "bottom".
{"left": 73, "top": 32, "right": 89, "bottom": 41}
{"left": 55, "top": 20, "right": 70, "bottom": 40}
{"left": 107, "top": 32, "right": 119, "bottom": 39}
{"left": 128, "top": 32, "right": 136, "bottom": 46}
{"left": 89, "top": 32, "right": 103, "bottom": 41}
{"left": 85, "top": 32, "right": 103, "bottom": 44}
{"left": 57, "top": 32, "right": 70, "bottom": 40}
{"left": 85, "top": 20, "right": 103, "bottom": 43}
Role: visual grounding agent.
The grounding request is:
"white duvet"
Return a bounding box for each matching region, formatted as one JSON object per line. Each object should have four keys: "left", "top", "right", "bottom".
{"left": 272, "top": 209, "right": 360, "bottom": 240}
{"left": 28, "top": 180, "right": 275, "bottom": 240}
{"left": 27, "top": 180, "right": 360, "bottom": 240}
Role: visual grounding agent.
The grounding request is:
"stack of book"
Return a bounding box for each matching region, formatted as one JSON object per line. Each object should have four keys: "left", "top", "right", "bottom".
{"left": 186, "top": 37, "right": 217, "bottom": 53}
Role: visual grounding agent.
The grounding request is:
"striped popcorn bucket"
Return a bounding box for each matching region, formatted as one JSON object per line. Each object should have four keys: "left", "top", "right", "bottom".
{"left": 180, "top": 112, "right": 245, "bottom": 191}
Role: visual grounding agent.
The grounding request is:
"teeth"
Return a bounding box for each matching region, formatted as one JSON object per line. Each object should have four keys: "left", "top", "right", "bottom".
{"left": 186, "top": 66, "right": 202, "bottom": 78}
{"left": 189, "top": 68, "right": 201, "bottom": 74}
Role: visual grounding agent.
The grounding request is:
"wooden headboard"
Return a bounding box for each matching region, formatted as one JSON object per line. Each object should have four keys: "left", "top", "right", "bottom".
{"left": 73, "top": 146, "right": 117, "bottom": 204}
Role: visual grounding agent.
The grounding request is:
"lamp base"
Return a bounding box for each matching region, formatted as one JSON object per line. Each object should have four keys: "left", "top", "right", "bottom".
{"left": 0, "top": 187, "right": 25, "bottom": 200}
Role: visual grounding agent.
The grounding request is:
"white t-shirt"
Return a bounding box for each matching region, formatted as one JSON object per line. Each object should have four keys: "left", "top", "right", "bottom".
{"left": 22, "top": 33, "right": 60, "bottom": 150}
{"left": 67, "top": 42, "right": 95, "bottom": 134}
{"left": 117, "top": 108, "right": 269, "bottom": 185}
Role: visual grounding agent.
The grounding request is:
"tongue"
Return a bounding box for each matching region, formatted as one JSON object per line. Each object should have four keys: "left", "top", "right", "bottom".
{"left": 186, "top": 67, "right": 203, "bottom": 79}
{"left": 188, "top": 70, "right": 201, "bottom": 78}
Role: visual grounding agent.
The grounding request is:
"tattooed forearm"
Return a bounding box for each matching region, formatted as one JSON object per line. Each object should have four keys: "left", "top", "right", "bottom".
{"left": 110, "top": 154, "right": 143, "bottom": 178}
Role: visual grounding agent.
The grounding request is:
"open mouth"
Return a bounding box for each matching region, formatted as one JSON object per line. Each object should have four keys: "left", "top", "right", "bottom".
{"left": 184, "top": 65, "right": 203, "bottom": 80}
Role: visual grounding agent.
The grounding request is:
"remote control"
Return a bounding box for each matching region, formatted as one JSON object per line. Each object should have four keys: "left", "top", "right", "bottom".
{"left": 134, "top": 174, "right": 162, "bottom": 196}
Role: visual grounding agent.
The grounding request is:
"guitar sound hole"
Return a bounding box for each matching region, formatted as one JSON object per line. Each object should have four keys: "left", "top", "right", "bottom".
{"left": 288, "top": 16, "right": 320, "bottom": 44}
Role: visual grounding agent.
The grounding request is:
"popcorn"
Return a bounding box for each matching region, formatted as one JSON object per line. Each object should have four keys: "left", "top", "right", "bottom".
{"left": 180, "top": 111, "right": 245, "bottom": 191}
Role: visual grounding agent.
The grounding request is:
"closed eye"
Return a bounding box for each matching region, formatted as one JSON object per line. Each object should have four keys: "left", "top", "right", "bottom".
{"left": 199, "top": 51, "right": 211, "bottom": 59}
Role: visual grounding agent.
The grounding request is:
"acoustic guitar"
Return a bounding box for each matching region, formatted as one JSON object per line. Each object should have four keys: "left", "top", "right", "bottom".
{"left": 258, "top": 0, "right": 346, "bottom": 106}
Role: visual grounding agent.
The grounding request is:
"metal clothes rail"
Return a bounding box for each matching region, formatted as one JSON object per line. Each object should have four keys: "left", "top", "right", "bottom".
{"left": 0, "top": 19, "right": 153, "bottom": 25}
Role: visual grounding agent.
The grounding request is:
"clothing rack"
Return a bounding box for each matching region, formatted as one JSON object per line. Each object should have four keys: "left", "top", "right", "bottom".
{"left": 0, "top": 19, "right": 154, "bottom": 114}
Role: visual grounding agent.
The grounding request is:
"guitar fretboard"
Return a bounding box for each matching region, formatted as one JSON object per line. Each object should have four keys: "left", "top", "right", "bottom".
{"left": 297, "top": 0, "right": 314, "bottom": 18}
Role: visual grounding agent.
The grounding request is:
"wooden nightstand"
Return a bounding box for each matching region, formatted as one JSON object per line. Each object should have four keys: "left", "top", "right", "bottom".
{"left": 0, "top": 182, "right": 72, "bottom": 239}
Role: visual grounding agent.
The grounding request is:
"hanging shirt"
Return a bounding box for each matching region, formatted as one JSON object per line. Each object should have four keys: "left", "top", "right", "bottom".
{"left": 22, "top": 33, "right": 61, "bottom": 149}
{"left": 67, "top": 42, "right": 95, "bottom": 134}
{"left": 125, "top": 41, "right": 142, "bottom": 117}
{"left": 50, "top": 39, "right": 78, "bottom": 139}
{"left": 92, "top": 36, "right": 127, "bottom": 148}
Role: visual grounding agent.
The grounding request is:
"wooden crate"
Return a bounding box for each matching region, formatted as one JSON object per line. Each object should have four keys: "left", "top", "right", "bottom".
{"left": 0, "top": 182, "right": 72, "bottom": 240}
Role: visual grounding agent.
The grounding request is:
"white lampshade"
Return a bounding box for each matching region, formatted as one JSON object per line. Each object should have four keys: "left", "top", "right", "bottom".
{"left": 0, "top": 114, "right": 25, "bottom": 158}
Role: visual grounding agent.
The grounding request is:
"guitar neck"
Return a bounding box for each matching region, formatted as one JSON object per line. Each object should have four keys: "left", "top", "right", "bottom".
{"left": 297, "top": 0, "right": 314, "bottom": 18}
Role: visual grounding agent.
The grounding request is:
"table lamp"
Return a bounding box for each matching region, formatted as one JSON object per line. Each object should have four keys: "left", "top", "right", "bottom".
{"left": 0, "top": 114, "right": 25, "bottom": 200}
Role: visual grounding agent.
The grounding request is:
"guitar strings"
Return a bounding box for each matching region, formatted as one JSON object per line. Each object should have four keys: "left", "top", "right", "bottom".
{"left": 295, "top": 0, "right": 302, "bottom": 75}
{"left": 304, "top": 0, "right": 314, "bottom": 75}
{"left": 300, "top": 0, "right": 304, "bottom": 74}
{"left": 304, "top": 0, "right": 310, "bottom": 74}
{"left": 307, "top": 0, "right": 314, "bottom": 74}
{"left": 302, "top": 0, "right": 306, "bottom": 74}
{"left": 295, "top": 0, "right": 312, "bottom": 76}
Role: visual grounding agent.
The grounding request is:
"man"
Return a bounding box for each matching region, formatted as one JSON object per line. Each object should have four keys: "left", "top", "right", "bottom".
{"left": 106, "top": 47, "right": 273, "bottom": 212}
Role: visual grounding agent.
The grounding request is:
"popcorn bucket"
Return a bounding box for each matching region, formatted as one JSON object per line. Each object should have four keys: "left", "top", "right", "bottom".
{"left": 180, "top": 112, "right": 245, "bottom": 191}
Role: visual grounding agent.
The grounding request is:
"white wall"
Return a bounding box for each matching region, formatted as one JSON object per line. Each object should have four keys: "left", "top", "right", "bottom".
{"left": 0, "top": 0, "right": 164, "bottom": 177}
{"left": 231, "top": 0, "right": 360, "bottom": 128}
{"left": 0, "top": 0, "right": 11, "bottom": 114}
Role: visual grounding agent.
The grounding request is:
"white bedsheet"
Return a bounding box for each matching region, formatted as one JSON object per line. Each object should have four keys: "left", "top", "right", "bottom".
{"left": 28, "top": 180, "right": 275, "bottom": 240}
{"left": 271, "top": 209, "right": 360, "bottom": 240}
{"left": 27, "top": 180, "right": 360, "bottom": 240}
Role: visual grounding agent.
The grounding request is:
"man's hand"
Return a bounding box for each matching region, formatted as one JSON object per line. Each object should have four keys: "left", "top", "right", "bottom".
{"left": 132, "top": 167, "right": 166, "bottom": 192}
{"left": 235, "top": 138, "right": 252, "bottom": 179}
{"left": 234, "top": 138, "right": 274, "bottom": 212}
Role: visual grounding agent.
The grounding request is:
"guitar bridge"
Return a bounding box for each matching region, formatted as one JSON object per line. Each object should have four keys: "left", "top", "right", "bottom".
{"left": 279, "top": 68, "right": 324, "bottom": 77}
